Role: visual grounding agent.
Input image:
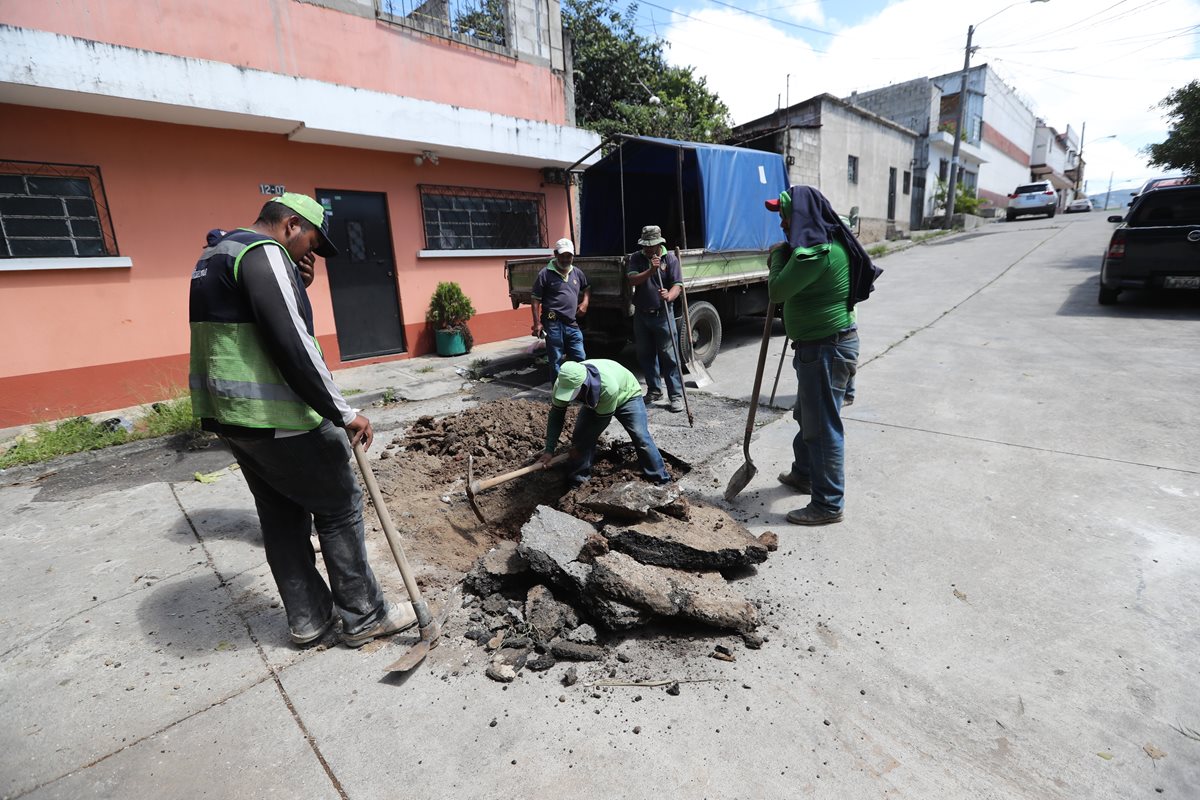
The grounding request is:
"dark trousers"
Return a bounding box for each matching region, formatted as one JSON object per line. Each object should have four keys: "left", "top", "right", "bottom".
{"left": 223, "top": 421, "right": 386, "bottom": 638}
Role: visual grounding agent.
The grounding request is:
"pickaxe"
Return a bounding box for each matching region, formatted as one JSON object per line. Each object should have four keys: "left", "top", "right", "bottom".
{"left": 465, "top": 453, "right": 570, "bottom": 524}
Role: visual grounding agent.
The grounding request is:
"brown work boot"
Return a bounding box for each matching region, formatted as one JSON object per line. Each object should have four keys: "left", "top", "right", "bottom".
{"left": 777, "top": 472, "right": 812, "bottom": 494}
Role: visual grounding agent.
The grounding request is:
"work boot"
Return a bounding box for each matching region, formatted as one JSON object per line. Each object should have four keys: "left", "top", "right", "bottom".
{"left": 785, "top": 505, "right": 843, "bottom": 526}
{"left": 644, "top": 390, "right": 662, "bottom": 404}
{"left": 341, "top": 601, "right": 417, "bottom": 648}
{"left": 777, "top": 471, "right": 812, "bottom": 493}
{"left": 289, "top": 614, "right": 335, "bottom": 647}
{"left": 668, "top": 396, "right": 684, "bottom": 413}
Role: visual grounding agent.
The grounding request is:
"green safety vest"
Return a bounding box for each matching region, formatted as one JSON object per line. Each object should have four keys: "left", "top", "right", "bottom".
{"left": 188, "top": 229, "right": 323, "bottom": 431}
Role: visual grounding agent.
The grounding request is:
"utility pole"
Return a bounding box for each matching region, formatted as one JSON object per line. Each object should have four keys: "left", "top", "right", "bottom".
{"left": 1074, "top": 121, "right": 1086, "bottom": 198}
{"left": 1103, "top": 172, "right": 1114, "bottom": 210}
{"left": 944, "top": 24, "right": 974, "bottom": 229}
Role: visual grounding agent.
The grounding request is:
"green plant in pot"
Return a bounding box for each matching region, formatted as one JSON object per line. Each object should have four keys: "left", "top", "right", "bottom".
{"left": 427, "top": 281, "right": 476, "bottom": 356}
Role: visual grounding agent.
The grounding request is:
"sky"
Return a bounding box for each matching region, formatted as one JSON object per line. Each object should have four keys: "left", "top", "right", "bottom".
{"left": 624, "top": 0, "right": 1200, "bottom": 192}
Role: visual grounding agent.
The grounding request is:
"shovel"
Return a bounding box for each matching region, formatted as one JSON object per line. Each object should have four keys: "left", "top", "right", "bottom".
{"left": 352, "top": 441, "right": 441, "bottom": 672}
{"left": 675, "top": 248, "right": 714, "bottom": 390}
{"left": 466, "top": 452, "right": 570, "bottom": 525}
{"left": 723, "top": 303, "right": 775, "bottom": 502}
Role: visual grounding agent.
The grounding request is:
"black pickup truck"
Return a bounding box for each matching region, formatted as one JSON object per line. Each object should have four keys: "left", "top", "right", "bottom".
{"left": 1100, "top": 184, "right": 1200, "bottom": 305}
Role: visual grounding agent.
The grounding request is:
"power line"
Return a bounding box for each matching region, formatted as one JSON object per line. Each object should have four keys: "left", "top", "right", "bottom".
{"left": 697, "top": 0, "right": 840, "bottom": 37}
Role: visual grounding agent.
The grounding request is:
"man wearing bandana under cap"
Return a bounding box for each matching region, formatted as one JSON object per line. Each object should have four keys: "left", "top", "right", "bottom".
{"left": 537, "top": 359, "right": 671, "bottom": 487}
{"left": 766, "top": 185, "right": 872, "bottom": 525}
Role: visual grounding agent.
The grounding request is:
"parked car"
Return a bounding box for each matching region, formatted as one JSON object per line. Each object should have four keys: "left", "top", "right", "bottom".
{"left": 1129, "top": 175, "right": 1193, "bottom": 205}
{"left": 1007, "top": 181, "right": 1057, "bottom": 220}
{"left": 1066, "top": 197, "right": 1092, "bottom": 213}
{"left": 1099, "top": 184, "right": 1200, "bottom": 305}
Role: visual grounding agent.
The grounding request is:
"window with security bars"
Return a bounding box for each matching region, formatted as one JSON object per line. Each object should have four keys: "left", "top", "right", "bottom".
{"left": 0, "top": 161, "right": 119, "bottom": 258}
{"left": 419, "top": 185, "right": 546, "bottom": 251}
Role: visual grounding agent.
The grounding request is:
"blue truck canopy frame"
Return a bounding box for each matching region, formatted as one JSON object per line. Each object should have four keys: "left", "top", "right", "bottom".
{"left": 574, "top": 135, "right": 789, "bottom": 257}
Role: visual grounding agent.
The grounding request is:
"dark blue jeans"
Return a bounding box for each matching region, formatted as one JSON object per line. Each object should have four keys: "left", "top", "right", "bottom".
{"left": 569, "top": 396, "right": 670, "bottom": 485}
{"left": 633, "top": 311, "right": 683, "bottom": 399}
{"left": 544, "top": 320, "right": 586, "bottom": 381}
{"left": 790, "top": 331, "right": 859, "bottom": 514}
{"left": 223, "top": 421, "right": 386, "bottom": 639}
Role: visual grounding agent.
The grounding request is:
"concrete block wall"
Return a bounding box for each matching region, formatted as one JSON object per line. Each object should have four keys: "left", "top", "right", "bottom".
{"left": 847, "top": 78, "right": 935, "bottom": 136}
{"left": 784, "top": 129, "right": 821, "bottom": 188}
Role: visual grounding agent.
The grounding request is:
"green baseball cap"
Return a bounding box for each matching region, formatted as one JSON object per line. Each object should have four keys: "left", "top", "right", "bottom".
{"left": 552, "top": 361, "right": 587, "bottom": 404}
{"left": 272, "top": 192, "right": 338, "bottom": 258}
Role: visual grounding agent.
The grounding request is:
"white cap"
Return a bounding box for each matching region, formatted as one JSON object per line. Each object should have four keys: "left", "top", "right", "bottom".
{"left": 554, "top": 238, "right": 575, "bottom": 255}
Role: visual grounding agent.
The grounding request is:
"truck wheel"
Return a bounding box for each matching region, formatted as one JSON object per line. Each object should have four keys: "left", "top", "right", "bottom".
{"left": 1098, "top": 285, "right": 1119, "bottom": 305}
{"left": 683, "top": 301, "right": 722, "bottom": 367}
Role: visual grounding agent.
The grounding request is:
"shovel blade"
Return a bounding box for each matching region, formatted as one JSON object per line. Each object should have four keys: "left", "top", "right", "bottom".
{"left": 684, "top": 359, "right": 714, "bottom": 389}
{"left": 723, "top": 460, "right": 757, "bottom": 502}
{"left": 385, "top": 639, "right": 431, "bottom": 672}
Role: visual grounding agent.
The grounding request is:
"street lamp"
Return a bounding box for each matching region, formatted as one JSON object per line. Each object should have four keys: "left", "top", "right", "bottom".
{"left": 1074, "top": 127, "right": 1116, "bottom": 196}
{"left": 944, "top": 0, "right": 1050, "bottom": 228}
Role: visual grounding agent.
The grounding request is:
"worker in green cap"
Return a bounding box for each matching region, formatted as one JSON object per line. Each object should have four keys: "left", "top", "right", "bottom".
{"left": 189, "top": 193, "right": 415, "bottom": 649}
{"left": 537, "top": 359, "right": 671, "bottom": 486}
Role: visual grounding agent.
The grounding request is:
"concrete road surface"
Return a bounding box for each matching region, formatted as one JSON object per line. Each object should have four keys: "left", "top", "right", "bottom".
{"left": 1, "top": 212, "right": 1197, "bottom": 799}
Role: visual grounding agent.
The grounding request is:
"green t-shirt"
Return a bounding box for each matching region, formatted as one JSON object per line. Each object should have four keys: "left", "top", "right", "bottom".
{"left": 544, "top": 359, "right": 642, "bottom": 451}
{"left": 767, "top": 239, "right": 854, "bottom": 340}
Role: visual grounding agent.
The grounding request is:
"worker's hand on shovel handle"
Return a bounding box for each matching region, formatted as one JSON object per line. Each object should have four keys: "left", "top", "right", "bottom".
{"left": 346, "top": 414, "right": 374, "bottom": 451}
{"left": 537, "top": 451, "right": 555, "bottom": 467}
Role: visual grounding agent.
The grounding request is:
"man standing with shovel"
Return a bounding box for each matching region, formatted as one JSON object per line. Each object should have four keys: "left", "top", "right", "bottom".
{"left": 626, "top": 225, "right": 684, "bottom": 413}
{"left": 189, "top": 193, "right": 416, "bottom": 648}
{"left": 766, "top": 186, "right": 865, "bottom": 526}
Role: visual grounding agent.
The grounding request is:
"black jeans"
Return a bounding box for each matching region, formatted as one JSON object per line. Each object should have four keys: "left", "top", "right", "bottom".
{"left": 223, "top": 421, "right": 386, "bottom": 638}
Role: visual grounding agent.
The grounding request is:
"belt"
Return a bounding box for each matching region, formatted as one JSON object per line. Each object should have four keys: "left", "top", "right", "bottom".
{"left": 544, "top": 312, "right": 577, "bottom": 326}
{"left": 791, "top": 327, "right": 857, "bottom": 348}
{"left": 636, "top": 308, "right": 665, "bottom": 316}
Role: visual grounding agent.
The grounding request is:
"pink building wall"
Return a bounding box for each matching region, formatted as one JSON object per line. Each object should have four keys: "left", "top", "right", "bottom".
{"left": 0, "top": 105, "right": 570, "bottom": 425}
{"left": 0, "top": 0, "right": 568, "bottom": 126}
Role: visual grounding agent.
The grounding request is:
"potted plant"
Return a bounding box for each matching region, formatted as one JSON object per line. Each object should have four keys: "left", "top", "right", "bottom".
{"left": 427, "top": 281, "right": 476, "bottom": 356}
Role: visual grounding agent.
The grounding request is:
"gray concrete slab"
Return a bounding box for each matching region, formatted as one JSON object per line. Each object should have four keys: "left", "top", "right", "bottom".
{"left": 21, "top": 679, "right": 339, "bottom": 800}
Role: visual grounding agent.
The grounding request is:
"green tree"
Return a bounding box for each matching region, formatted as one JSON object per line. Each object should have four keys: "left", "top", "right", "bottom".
{"left": 1143, "top": 80, "right": 1200, "bottom": 178}
{"left": 454, "top": 0, "right": 507, "bottom": 46}
{"left": 563, "top": 0, "right": 730, "bottom": 142}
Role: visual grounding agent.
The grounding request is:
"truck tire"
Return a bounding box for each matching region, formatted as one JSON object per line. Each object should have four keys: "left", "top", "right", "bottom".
{"left": 683, "top": 300, "right": 722, "bottom": 367}
{"left": 1098, "top": 285, "right": 1119, "bottom": 305}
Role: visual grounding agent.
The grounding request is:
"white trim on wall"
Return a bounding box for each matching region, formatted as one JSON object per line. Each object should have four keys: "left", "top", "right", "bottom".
{"left": 0, "top": 257, "right": 133, "bottom": 272}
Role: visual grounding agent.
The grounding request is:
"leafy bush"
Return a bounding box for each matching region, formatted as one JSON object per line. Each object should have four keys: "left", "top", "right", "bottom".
{"left": 933, "top": 179, "right": 983, "bottom": 216}
{"left": 426, "top": 281, "right": 476, "bottom": 330}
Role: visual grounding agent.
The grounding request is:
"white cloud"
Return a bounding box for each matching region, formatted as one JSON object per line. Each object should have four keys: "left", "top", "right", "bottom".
{"left": 663, "top": 0, "right": 1200, "bottom": 189}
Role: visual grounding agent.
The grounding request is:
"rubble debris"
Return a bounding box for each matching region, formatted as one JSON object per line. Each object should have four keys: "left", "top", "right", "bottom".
{"left": 517, "top": 506, "right": 596, "bottom": 598}
{"left": 525, "top": 585, "right": 578, "bottom": 643}
{"left": 711, "top": 645, "right": 736, "bottom": 662}
{"left": 486, "top": 661, "right": 517, "bottom": 683}
{"left": 464, "top": 541, "right": 531, "bottom": 597}
{"left": 666, "top": 682, "right": 681, "bottom": 696}
{"left": 562, "top": 666, "right": 578, "bottom": 686}
{"left": 550, "top": 640, "right": 605, "bottom": 662}
{"left": 589, "top": 551, "right": 760, "bottom": 633}
{"left": 579, "top": 481, "right": 687, "bottom": 520}
{"left": 566, "top": 623, "right": 597, "bottom": 644}
{"left": 742, "top": 632, "right": 765, "bottom": 649}
{"left": 758, "top": 531, "right": 779, "bottom": 552}
{"left": 578, "top": 532, "right": 610, "bottom": 563}
{"left": 526, "top": 654, "right": 556, "bottom": 672}
{"left": 603, "top": 505, "right": 768, "bottom": 570}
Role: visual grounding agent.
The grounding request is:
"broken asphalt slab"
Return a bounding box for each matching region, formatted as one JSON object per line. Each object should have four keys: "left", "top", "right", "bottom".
{"left": 603, "top": 503, "right": 767, "bottom": 570}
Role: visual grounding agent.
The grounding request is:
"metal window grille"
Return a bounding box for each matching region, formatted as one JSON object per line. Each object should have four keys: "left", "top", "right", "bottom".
{"left": 419, "top": 185, "right": 546, "bottom": 250}
{"left": 847, "top": 155, "right": 859, "bottom": 185}
{"left": 0, "top": 161, "right": 119, "bottom": 258}
{"left": 903, "top": 171, "right": 912, "bottom": 195}
{"left": 377, "top": 0, "right": 510, "bottom": 52}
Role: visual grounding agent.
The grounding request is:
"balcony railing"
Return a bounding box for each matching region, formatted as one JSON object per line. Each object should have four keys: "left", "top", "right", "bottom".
{"left": 376, "top": 0, "right": 511, "bottom": 54}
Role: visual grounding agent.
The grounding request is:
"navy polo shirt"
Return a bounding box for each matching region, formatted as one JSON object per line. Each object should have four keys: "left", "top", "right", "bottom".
{"left": 627, "top": 247, "right": 682, "bottom": 312}
{"left": 531, "top": 259, "right": 589, "bottom": 324}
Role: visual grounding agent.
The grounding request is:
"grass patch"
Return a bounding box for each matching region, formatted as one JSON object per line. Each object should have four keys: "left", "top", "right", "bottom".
{"left": 0, "top": 393, "right": 203, "bottom": 469}
{"left": 912, "top": 230, "right": 951, "bottom": 243}
{"left": 416, "top": 365, "right": 436, "bottom": 374}
{"left": 867, "top": 244, "right": 888, "bottom": 258}
{"left": 381, "top": 387, "right": 398, "bottom": 404}
{"left": 342, "top": 388, "right": 364, "bottom": 396}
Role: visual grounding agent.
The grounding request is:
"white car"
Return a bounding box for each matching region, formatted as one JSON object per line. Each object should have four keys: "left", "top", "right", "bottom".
{"left": 1065, "top": 197, "right": 1092, "bottom": 213}
{"left": 1006, "top": 181, "right": 1058, "bottom": 220}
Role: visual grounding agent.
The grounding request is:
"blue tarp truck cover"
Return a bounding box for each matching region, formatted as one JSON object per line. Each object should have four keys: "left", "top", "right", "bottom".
{"left": 578, "top": 136, "right": 789, "bottom": 257}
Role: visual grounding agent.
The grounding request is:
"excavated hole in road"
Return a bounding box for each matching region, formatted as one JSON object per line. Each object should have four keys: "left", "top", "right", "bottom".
{"left": 366, "top": 398, "right": 771, "bottom": 682}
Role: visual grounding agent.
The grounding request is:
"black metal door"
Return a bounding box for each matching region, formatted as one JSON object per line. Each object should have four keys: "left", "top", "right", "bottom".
{"left": 887, "top": 168, "right": 898, "bottom": 222}
{"left": 315, "top": 190, "right": 405, "bottom": 360}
